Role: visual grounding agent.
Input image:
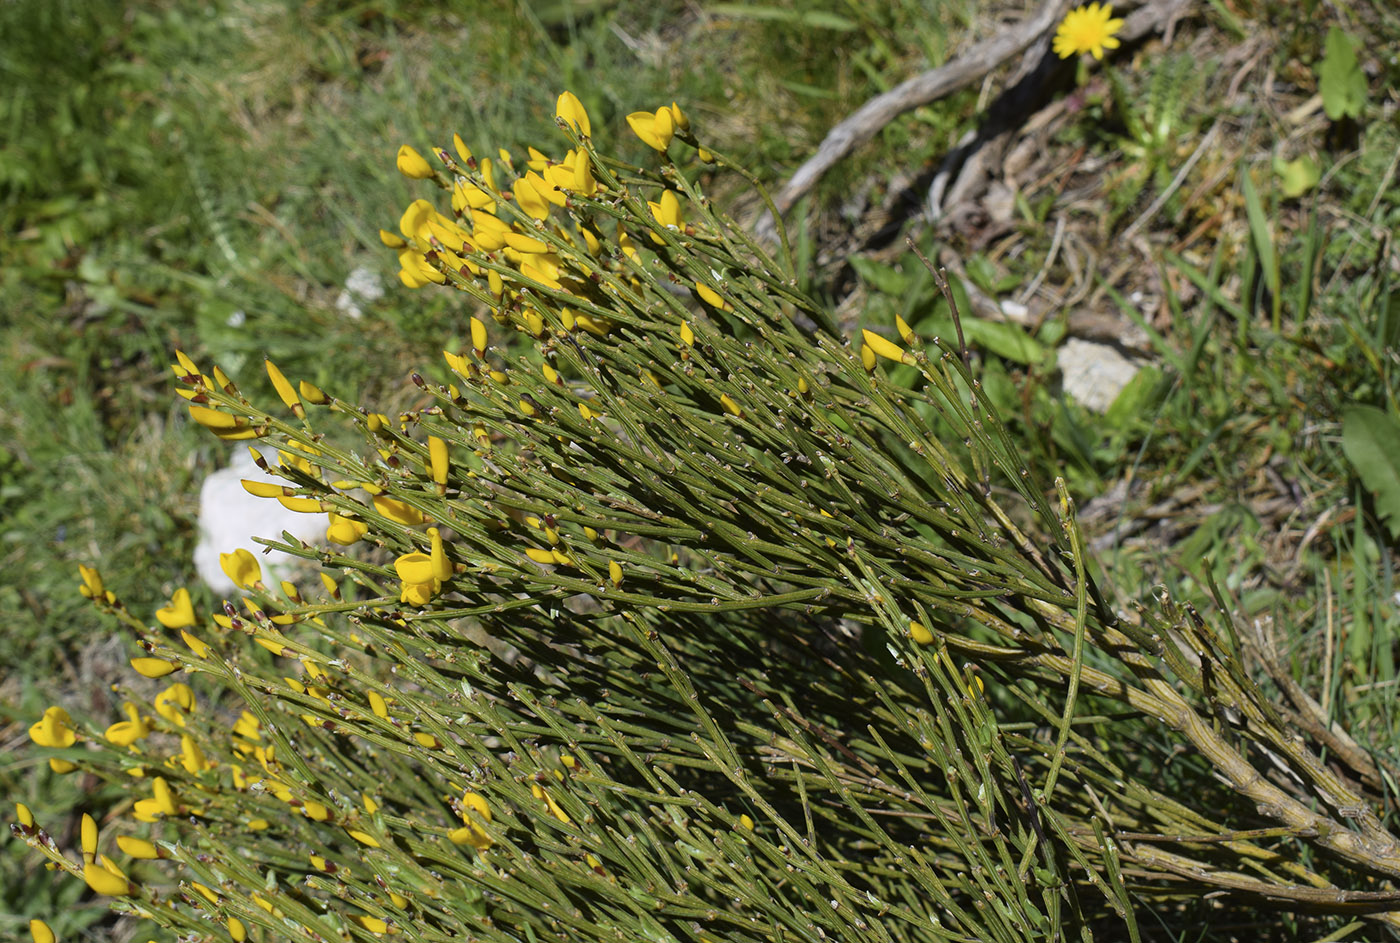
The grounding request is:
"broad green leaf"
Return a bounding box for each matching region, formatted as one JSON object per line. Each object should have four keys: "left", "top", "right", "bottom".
{"left": 963, "top": 318, "right": 1046, "bottom": 365}
{"left": 849, "top": 256, "right": 912, "bottom": 296}
{"left": 1272, "top": 155, "right": 1320, "bottom": 199}
{"left": 1318, "top": 27, "right": 1366, "bottom": 120}
{"left": 1342, "top": 404, "right": 1400, "bottom": 540}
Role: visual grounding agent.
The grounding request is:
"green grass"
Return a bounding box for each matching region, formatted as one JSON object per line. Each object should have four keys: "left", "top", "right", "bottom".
{"left": 3, "top": 0, "right": 1399, "bottom": 937}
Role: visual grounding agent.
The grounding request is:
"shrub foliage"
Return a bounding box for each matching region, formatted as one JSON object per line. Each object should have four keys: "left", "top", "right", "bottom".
{"left": 16, "top": 91, "right": 1400, "bottom": 942}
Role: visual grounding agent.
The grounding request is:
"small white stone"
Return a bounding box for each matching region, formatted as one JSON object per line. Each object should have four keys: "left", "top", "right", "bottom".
{"left": 194, "top": 449, "right": 324, "bottom": 594}
{"left": 1059, "top": 337, "right": 1140, "bottom": 413}
{"left": 333, "top": 289, "right": 363, "bottom": 320}
{"left": 334, "top": 266, "right": 384, "bottom": 321}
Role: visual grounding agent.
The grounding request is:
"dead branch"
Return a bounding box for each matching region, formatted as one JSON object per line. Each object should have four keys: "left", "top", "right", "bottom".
{"left": 756, "top": 0, "right": 1195, "bottom": 238}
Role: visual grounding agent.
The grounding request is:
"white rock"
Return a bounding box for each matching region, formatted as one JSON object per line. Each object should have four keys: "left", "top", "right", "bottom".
{"left": 194, "top": 448, "right": 325, "bottom": 595}
{"left": 1059, "top": 337, "right": 1139, "bottom": 413}
{"left": 335, "top": 265, "right": 385, "bottom": 320}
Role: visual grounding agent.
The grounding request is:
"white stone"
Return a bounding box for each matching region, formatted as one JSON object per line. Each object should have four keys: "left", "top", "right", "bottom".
{"left": 194, "top": 448, "right": 325, "bottom": 595}
{"left": 335, "top": 265, "right": 385, "bottom": 320}
{"left": 1059, "top": 337, "right": 1140, "bottom": 413}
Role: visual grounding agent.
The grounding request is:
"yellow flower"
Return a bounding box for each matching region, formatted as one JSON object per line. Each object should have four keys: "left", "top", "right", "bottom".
{"left": 908, "top": 620, "right": 935, "bottom": 646}
{"left": 116, "top": 835, "right": 161, "bottom": 859}
{"left": 396, "top": 144, "right": 435, "bottom": 179}
{"left": 395, "top": 551, "right": 440, "bottom": 604}
{"left": 154, "top": 683, "right": 196, "bottom": 727}
{"left": 373, "top": 495, "right": 424, "bottom": 526}
{"left": 219, "top": 548, "right": 262, "bottom": 590}
{"left": 861, "top": 329, "right": 910, "bottom": 365}
{"left": 83, "top": 861, "right": 132, "bottom": 896}
{"left": 326, "top": 512, "right": 369, "bottom": 546}
{"left": 29, "top": 919, "right": 55, "bottom": 943}
{"left": 77, "top": 563, "right": 104, "bottom": 598}
{"left": 556, "top": 90, "right": 591, "bottom": 137}
{"left": 130, "top": 657, "right": 177, "bottom": 679}
{"left": 106, "top": 702, "right": 150, "bottom": 746}
{"left": 449, "top": 790, "right": 493, "bottom": 849}
{"left": 1052, "top": 3, "right": 1124, "bottom": 60}
{"left": 647, "top": 190, "right": 683, "bottom": 229}
{"left": 155, "top": 587, "right": 197, "bottom": 629}
{"left": 627, "top": 107, "right": 675, "bottom": 152}
{"left": 29, "top": 706, "right": 77, "bottom": 748}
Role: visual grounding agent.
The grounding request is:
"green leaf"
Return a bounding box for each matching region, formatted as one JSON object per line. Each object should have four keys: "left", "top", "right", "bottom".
{"left": 1104, "top": 364, "right": 1163, "bottom": 431}
{"left": 849, "top": 256, "right": 911, "bottom": 296}
{"left": 1318, "top": 27, "right": 1367, "bottom": 120}
{"left": 1272, "top": 155, "right": 1320, "bottom": 199}
{"left": 962, "top": 318, "right": 1046, "bottom": 365}
{"left": 1342, "top": 404, "right": 1400, "bottom": 540}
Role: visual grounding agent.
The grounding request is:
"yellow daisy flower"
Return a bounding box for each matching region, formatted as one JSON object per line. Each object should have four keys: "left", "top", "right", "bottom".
{"left": 1053, "top": 3, "right": 1124, "bottom": 60}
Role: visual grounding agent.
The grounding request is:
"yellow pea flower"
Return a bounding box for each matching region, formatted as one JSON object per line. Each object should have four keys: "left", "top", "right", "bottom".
{"left": 265, "top": 359, "right": 301, "bottom": 412}
{"left": 428, "top": 437, "right": 450, "bottom": 488}
{"left": 556, "top": 90, "right": 591, "bottom": 137}
{"left": 531, "top": 783, "right": 571, "bottom": 824}
{"left": 429, "top": 528, "right": 452, "bottom": 582}
{"left": 627, "top": 107, "right": 674, "bottom": 152}
{"left": 106, "top": 703, "right": 150, "bottom": 746}
{"left": 668, "top": 101, "right": 690, "bottom": 131}
{"left": 694, "top": 282, "right": 730, "bottom": 310}
{"left": 647, "top": 190, "right": 683, "bottom": 229}
{"left": 180, "top": 630, "right": 212, "bottom": 659}
{"left": 153, "top": 683, "right": 195, "bottom": 727}
{"left": 396, "top": 144, "right": 435, "bottom": 180}
{"left": 117, "top": 835, "right": 161, "bottom": 859}
{"left": 398, "top": 198, "right": 434, "bottom": 241}
{"left": 452, "top": 132, "right": 472, "bottom": 164}
{"left": 155, "top": 587, "right": 197, "bottom": 629}
{"left": 326, "top": 512, "right": 369, "bottom": 546}
{"left": 514, "top": 174, "right": 551, "bottom": 220}
{"left": 909, "top": 620, "right": 935, "bottom": 645}
{"left": 81, "top": 812, "right": 98, "bottom": 864}
{"left": 451, "top": 179, "right": 493, "bottom": 214}
{"left": 393, "top": 552, "right": 435, "bottom": 586}
{"left": 130, "top": 657, "right": 177, "bottom": 679}
{"left": 30, "top": 706, "right": 77, "bottom": 748}
{"left": 77, "top": 563, "right": 104, "bottom": 598}
{"left": 179, "top": 734, "right": 209, "bottom": 774}
{"left": 449, "top": 791, "right": 493, "bottom": 849}
{"left": 861, "top": 329, "right": 910, "bottom": 364}
{"left": 571, "top": 150, "right": 596, "bottom": 196}
{"left": 29, "top": 919, "right": 55, "bottom": 943}
{"left": 219, "top": 548, "right": 261, "bottom": 590}
{"left": 373, "top": 495, "right": 424, "bottom": 526}
{"left": 83, "top": 861, "right": 131, "bottom": 896}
